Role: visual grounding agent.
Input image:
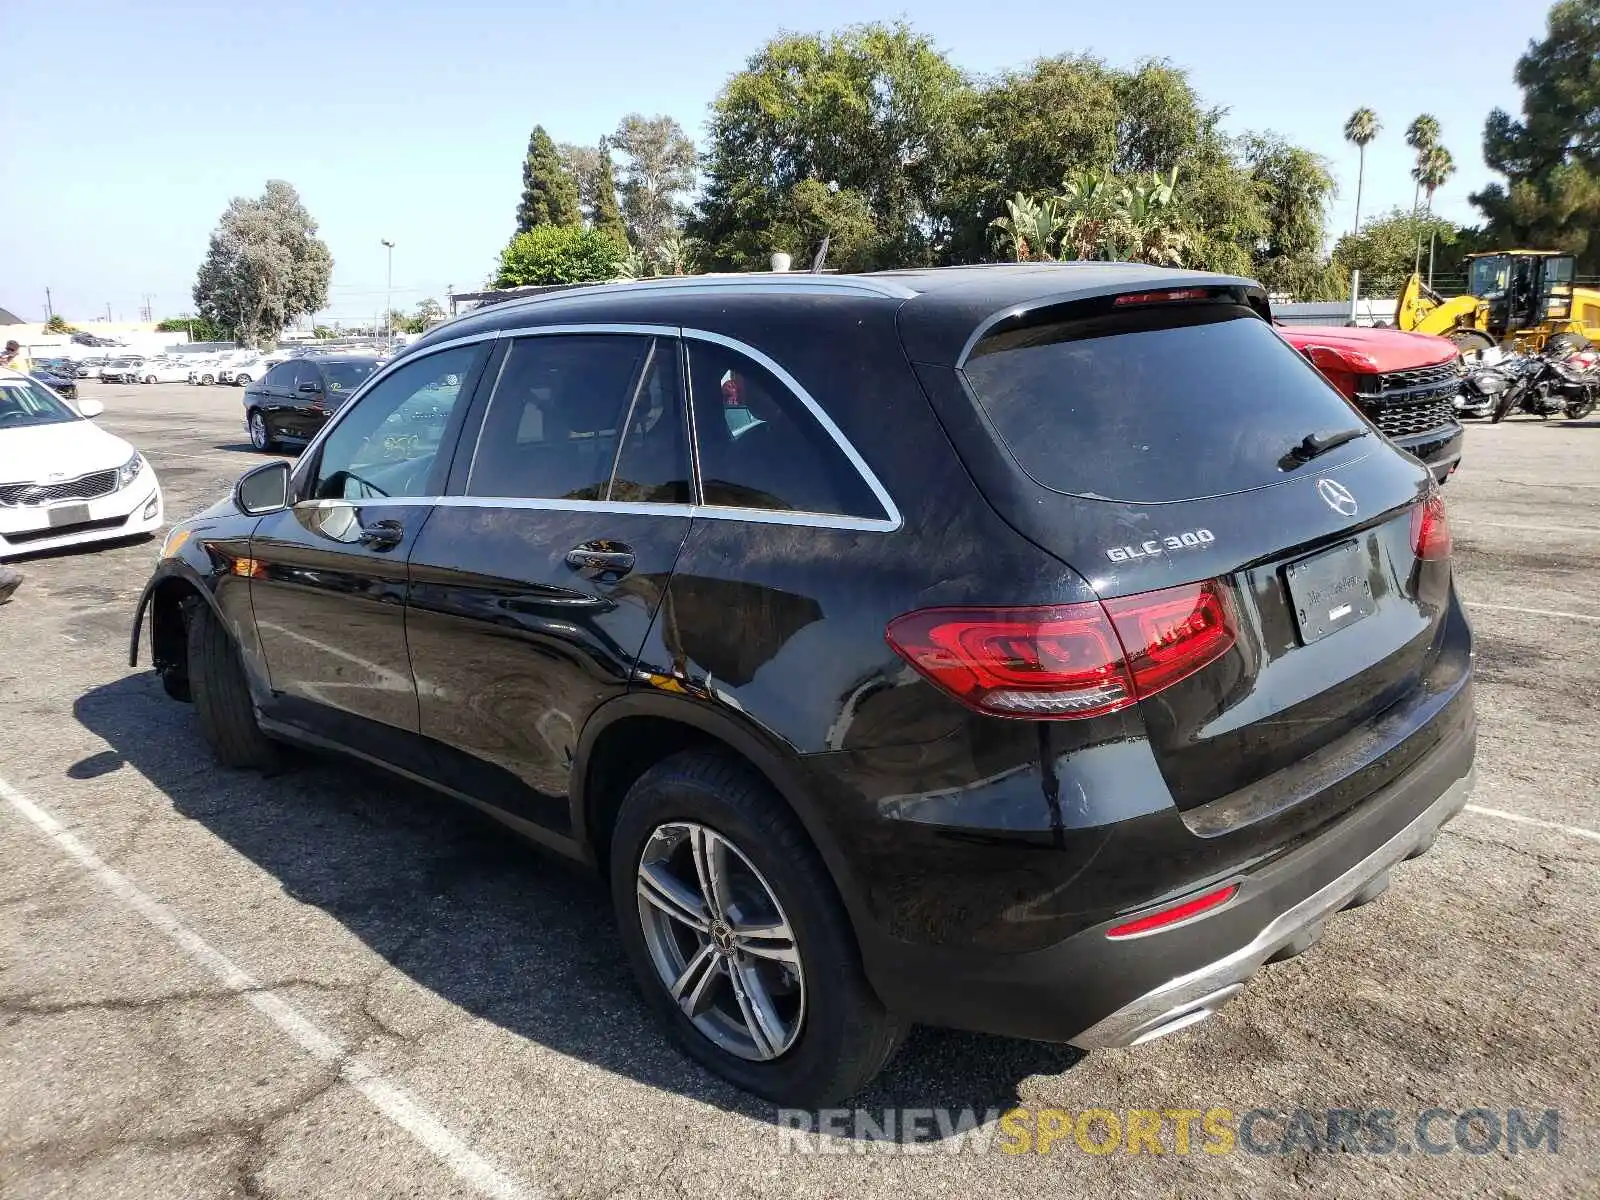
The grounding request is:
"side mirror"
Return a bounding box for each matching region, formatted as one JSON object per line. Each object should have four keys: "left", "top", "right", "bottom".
{"left": 298, "top": 381, "right": 322, "bottom": 394}
{"left": 234, "top": 459, "right": 291, "bottom": 515}
{"left": 77, "top": 398, "right": 105, "bottom": 418}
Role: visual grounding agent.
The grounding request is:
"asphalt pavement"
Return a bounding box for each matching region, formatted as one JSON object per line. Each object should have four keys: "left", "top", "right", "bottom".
{"left": 2, "top": 381, "right": 1596, "bottom": 1198}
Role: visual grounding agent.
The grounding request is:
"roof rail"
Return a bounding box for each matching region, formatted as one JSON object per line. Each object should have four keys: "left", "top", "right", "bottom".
{"left": 451, "top": 272, "right": 918, "bottom": 320}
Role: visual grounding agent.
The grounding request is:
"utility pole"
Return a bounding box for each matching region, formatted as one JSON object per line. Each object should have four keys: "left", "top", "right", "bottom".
{"left": 44, "top": 288, "right": 54, "bottom": 320}
{"left": 105, "top": 302, "right": 113, "bottom": 322}
{"left": 380, "top": 238, "right": 395, "bottom": 352}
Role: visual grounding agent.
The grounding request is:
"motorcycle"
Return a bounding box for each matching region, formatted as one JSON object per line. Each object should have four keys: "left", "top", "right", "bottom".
{"left": 1488, "top": 351, "right": 1600, "bottom": 422}
{"left": 1455, "top": 362, "right": 1510, "bottom": 419}
{"left": 1549, "top": 352, "right": 1599, "bottom": 420}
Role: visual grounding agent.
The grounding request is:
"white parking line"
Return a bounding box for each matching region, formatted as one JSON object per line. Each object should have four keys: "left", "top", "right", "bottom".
{"left": 1465, "top": 601, "right": 1600, "bottom": 624}
{"left": 0, "top": 775, "right": 539, "bottom": 1200}
{"left": 1457, "top": 521, "right": 1600, "bottom": 535}
{"left": 1463, "top": 804, "right": 1600, "bottom": 845}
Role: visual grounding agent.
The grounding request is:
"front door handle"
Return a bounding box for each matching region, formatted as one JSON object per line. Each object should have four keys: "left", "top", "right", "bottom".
{"left": 359, "top": 518, "right": 405, "bottom": 550}
{"left": 565, "top": 540, "right": 635, "bottom": 577}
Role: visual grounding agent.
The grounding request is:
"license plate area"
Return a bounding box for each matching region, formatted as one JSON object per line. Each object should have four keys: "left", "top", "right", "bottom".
{"left": 1284, "top": 539, "right": 1375, "bottom": 644}
{"left": 48, "top": 503, "right": 91, "bottom": 528}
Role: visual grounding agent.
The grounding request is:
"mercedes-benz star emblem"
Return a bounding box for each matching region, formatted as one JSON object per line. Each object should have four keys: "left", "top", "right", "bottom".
{"left": 1316, "top": 478, "right": 1358, "bottom": 517}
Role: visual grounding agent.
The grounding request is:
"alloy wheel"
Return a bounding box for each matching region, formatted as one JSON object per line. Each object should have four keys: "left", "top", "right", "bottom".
{"left": 249, "top": 412, "right": 268, "bottom": 449}
{"left": 636, "top": 821, "right": 806, "bottom": 1062}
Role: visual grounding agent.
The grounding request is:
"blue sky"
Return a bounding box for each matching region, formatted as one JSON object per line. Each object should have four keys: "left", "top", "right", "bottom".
{"left": 0, "top": 1, "right": 1550, "bottom": 324}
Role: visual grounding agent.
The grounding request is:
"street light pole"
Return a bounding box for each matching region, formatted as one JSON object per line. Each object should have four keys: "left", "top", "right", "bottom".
{"left": 380, "top": 239, "right": 395, "bottom": 352}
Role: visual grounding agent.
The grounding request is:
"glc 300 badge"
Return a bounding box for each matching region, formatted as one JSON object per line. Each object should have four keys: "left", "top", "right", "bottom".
{"left": 1106, "top": 529, "right": 1216, "bottom": 562}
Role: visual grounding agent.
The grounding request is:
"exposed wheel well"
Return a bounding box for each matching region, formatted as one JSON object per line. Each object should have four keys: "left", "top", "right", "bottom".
{"left": 150, "top": 577, "right": 204, "bottom": 700}
{"left": 582, "top": 716, "right": 718, "bottom": 864}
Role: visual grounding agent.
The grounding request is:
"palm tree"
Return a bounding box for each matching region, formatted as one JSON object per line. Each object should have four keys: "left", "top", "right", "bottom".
{"left": 1343, "top": 107, "right": 1381, "bottom": 234}
{"left": 1412, "top": 144, "right": 1456, "bottom": 276}
{"left": 1404, "top": 114, "right": 1441, "bottom": 217}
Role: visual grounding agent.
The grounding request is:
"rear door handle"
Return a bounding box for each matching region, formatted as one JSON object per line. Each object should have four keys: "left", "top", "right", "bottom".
{"left": 565, "top": 541, "right": 635, "bottom": 577}
{"left": 359, "top": 518, "right": 405, "bottom": 550}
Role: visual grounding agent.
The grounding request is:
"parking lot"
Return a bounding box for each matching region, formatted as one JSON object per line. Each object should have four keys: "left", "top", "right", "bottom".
{"left": 2, "top": 380, "right": 1596, "bottom": 1198}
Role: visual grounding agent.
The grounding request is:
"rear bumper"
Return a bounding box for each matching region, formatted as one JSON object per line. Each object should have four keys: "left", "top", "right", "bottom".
{"left": 1071, "top": 763, "right": 1473, "bottom": 1048}
{"left": 860, "top": 687, "right": 1475, "bottom": 1045}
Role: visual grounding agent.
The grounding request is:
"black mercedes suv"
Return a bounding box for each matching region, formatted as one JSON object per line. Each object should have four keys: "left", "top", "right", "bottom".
{"left": 242, "top": 354, "right": 381, "bottom": 452}
{"left": 132, "top": 265, "right": 1476, "bottom": 1104}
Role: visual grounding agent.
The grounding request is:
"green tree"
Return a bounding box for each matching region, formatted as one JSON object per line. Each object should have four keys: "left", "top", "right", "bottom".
{"left": 494, "top": 225, "right": 625, "bottom": 287}
{"left": 42, "top": 314, "right": 76, "bottom": 334}
{"left": 611, "top": 114, "right": 697, "bottom": 261}
{"left": 192, "top": 181, "right": 331, "bottom": 347}
{"left": 157, "top": 315, "right": 228, "bottom": 340}
{"left": 561, "top": 139, "right": 630, "bottom": 249}
{"left": 1404, "top": 114, "right": 1441, "bottom": 220}
{"left": 1333, "top": 207, "right": 1464, "bottom": 293}
{"left": 413, "top": 297, "right": 446, "bottom": 327}
{"left": 1343, "top": 107, "right": 1381, "bottom": 233}
{"left": 691, "top": 22, "right": 969, "bottom": 270}
{"left": 1474, "top": 0, "right": 1600, "bottom": 270}
{"left": 1239, "top": 133, "right": 1345, "bottom": 299}
{"left": 515, "top": 125, "right": 581, "bottom": 233}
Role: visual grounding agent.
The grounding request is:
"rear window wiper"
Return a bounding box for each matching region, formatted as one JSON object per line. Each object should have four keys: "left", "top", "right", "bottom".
{"left": 1279, "top": 428, "right": 1367, "bottom": 470}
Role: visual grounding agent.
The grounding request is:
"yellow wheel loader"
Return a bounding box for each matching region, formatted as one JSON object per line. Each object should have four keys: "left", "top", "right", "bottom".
{"left": 1397, "top": 250, "right": 1600, "bottom": 353}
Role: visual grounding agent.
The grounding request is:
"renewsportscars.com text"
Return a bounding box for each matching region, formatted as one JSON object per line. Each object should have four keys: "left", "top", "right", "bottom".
{"left": 774, "top": 1106, "right": 1562, "bottom": 1156}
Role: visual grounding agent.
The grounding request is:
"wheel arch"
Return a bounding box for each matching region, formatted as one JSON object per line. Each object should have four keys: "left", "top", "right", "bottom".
{"left": 571, "top": 692, "right": 874, "bottom": 949}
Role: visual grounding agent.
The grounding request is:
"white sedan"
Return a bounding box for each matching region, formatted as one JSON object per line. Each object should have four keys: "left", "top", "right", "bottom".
{"left": 139, "top": 360, "right": 193, "bottom": 384}
{"left": 0, "top": 369, "right": 163, "bottom": 559}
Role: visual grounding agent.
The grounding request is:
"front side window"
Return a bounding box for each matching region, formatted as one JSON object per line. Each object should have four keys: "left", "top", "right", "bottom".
{"left": 685, "top": 340, "right": 882, "bottom": 518}
{"left": 467, "top": 334, "right": 687, "bottom": 502}
{"left": 308, "top": 344, "right": 483, "bottom": 501}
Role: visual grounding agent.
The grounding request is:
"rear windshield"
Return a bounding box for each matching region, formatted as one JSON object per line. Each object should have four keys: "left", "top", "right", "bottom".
{"left": 962, "top": 306, "right": 1369, "bottom": 503}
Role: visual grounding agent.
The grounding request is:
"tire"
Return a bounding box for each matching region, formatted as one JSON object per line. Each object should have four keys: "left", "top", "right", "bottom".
{"left": 143, "top": 375, "right": 156, "bottom": 384}
{"left": 248, "top": 410, "right": 276, "bottom": 452}
{"left": 609, "top": 750, "right": 904, "bottom": 1105}
{"left": 1546, "top": 332, "right": 1591, "bottom": 357}
{"left": 185, "top": 600, "right": 278, "bottom": 770}
{"left": 1448, "top": 329, "right": 1496, "bottom": 356}
{"left": 235, "top": 374, "right": 252, "bottom": 386}
{"left": 201, "top": 374, "right": 214, "bottom": 385}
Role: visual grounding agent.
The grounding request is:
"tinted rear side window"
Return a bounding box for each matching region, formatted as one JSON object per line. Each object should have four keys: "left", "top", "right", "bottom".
{"left": 686, "top": 340, "right": 883, "bottom": 519}
{"left": 962, "top": 307, "right": 1369, "bottom": 503}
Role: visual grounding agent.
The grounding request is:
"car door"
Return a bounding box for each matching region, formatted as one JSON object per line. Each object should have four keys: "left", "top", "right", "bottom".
{"left": 403, "top": 330, "right": 694, "bottom": 838}
{"left": 277, "top": 361, "right": 328, "bottom": 442}
{"left": 246, "top": 341, "right": 492, "bottom": 754}
{"left": 250, "top": 363, "right": 294, "bottom": 441}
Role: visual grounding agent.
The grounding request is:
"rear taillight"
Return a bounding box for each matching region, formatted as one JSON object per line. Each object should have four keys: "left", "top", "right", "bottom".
{"left": 885, "top": 581, "right": 1235, "bottom": 720}
{"left": 1410, "top": 492, "right": 1451, "bottom": 560}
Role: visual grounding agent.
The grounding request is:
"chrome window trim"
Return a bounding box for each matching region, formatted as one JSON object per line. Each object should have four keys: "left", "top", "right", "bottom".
{"left": 348, "top": 494, "right": 897, "bottom": 532}
{"left": 295, "top": 324, "right": 902, "bottom": 534}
